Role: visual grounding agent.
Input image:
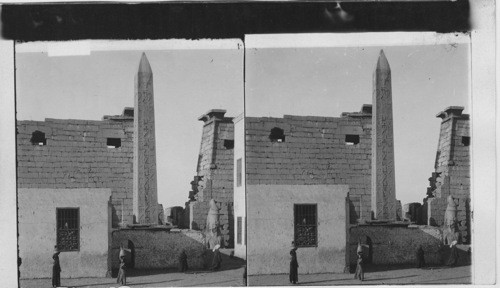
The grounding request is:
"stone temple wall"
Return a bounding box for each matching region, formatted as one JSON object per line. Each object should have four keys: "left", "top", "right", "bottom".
{"left": 422, "top": 107, "right": 470, "bottom": 244}
{"left": 245, "top": 105, "right": 373, "bottom": 223}
{"left": 187, "top": 110, "right": 234, "bottom": 248}
{"left": 17, "top": 110, "right": 134, "bottom": 228}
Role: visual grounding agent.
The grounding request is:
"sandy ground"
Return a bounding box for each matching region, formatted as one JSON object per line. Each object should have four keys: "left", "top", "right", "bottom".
{"left": 19, "top": 251, "right": 246, "bottom": 288}
{"left": 20, "top": 264, "right": 470, "bottom": 287}
{"left": 249, "top": 265, "right": 471, "bottom": 286}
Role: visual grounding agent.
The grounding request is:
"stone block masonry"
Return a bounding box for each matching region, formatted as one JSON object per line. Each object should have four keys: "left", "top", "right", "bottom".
{"left": 17, "top": 112, "right": 134, "bottom": 228}
{"left": 245, "top": 105, "right": 373, "bottom": 223}
{"left": 187, "top": 110, "right": 235, "bottom": 247}
{"left": 421, "top": 107, "right": 470, "bottom": 244}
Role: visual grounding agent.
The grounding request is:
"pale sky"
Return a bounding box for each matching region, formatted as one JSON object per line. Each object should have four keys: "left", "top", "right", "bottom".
{"left": 16, "top": 39, "right": 470, "bottom": 208}
{"left": 16, "top": 43, "right": 244, "bottom": 208}
{"left": 246, "top": 44, "right": 470, "bottom": 205}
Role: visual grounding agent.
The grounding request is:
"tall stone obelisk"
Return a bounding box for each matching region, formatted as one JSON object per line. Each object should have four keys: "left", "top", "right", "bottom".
{"left": 371, "top": 50, "right": 396, "bottom": 221}
{"left": 133, "top": 53, "right": 158, "bottom": 224}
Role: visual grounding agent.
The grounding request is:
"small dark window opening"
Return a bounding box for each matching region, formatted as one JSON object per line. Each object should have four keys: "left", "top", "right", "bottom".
{"left": 461, "top": 136, "right": 470, "bottom": 146}
{"left": 57, "top": 208, "right": 80, "bottom": 251}
{"left": 237, "top": 217, "right": 242, "bottom": 245}
{"left": 294, "top": 204, "right": 318, "bottom": 247}
{"left": 30, "top": 130, "right": 46, "bottom": 146}
{"left": 269, "top": 127, "right": 285, "bottom": 143}
{"left": 107, "top": 138, "right": 121, "bottom": 148}
{"left": 345, "top": 135, "right": 360, "bottom": 145}
{"left": 224, "top": 140, "right": 234, "bottom": 149}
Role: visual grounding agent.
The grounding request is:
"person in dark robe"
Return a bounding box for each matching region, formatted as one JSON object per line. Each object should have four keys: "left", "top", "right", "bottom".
{"left": 52, "top": 246, "right": 61, "bottom": 288}
{"left": 117, "top": 255, "right": 126, "bottom": 285}
{"left": 178, "top": 249, "right": 188, "bottom": 272}
{"left": 416, "top": 245, "right": 425, "bottom": 268}
{"left": 354, "top": 252, "right": 364, "bottom": 281}
{"left": 446, "top": 240, "right": 459, "bottom": 267}
{"left": 289, "top": 242, "right": 299, "bottom": 284}
{"left": 210, "top": 244, "right": 222, "bottom": 271}
{"left": 366, "top": 237, "right": 373, "bottom": 264}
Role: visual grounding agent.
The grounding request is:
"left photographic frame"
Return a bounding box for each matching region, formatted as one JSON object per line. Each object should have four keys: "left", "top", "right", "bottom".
{"left": 14, "top": 39, "right": 245, "bottom": 287}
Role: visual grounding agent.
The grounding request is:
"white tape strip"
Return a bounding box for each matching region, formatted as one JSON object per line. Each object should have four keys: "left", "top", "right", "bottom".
{"left": 47, "top": 40, "right": 91, "bottom": 56}
{"left": 17, "top": 39, "right": 243, "bottom": 54}
{"left": 245, "top": 32, "right": 470, "bottom": 49}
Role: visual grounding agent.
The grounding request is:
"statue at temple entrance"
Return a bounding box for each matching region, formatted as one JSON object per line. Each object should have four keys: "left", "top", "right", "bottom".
{"left": 205, "top": 199, "right": 221, "bottom": 249}
{"left": 443, "top": 195, "right": 460, "bottom": 245}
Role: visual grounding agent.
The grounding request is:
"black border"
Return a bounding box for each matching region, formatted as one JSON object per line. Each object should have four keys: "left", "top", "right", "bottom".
{"left": 2, "top": 1, "right": 470, "bottom": 41}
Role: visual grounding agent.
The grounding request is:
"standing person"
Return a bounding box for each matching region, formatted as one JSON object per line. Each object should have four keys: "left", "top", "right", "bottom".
{"left": 211, "top": 244, "right": 222, "bottom": 271}
{"left": 416, "top": 245, "right": 425, "bottom": 268}
{"left": 52, "top": 246, "right": 61, "bottom": 288}
{"left": 117, "top": 248, "right": 127, "bottom": 285}
{"left": 289, "top": 242, "right": 299, "bottom": 285}
{"left": 446, "top": 240, "right": 459, "bottom": 267}
{"left": 354, "top": 252, "right": 364, "bottom": 281}
{"left": 178, "top": 249, "right": 188, "bottom": 272}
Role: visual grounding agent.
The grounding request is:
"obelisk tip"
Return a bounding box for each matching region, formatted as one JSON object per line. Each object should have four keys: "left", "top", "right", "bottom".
{"left": 376, "top": 50, "right": 390, "bottom": 71}
{"left": 138, "top": 53, "right": 152, "bottom": 74}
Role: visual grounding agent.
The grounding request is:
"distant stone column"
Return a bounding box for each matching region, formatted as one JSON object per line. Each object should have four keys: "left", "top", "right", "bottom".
{"left": 133, "top": 53, "right": 158, "bottom": 224}
{"left": 371, "top": 50, "right": 397, "bottom": 221}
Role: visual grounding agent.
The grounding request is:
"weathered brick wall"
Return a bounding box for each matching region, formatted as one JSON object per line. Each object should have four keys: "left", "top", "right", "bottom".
{"left": 111, "top": 229, "right": 208, "bottom": 271}
{"left": 188, "top": 111, "right": 235, "bottom": 247}
{"left": 245, "top": 112, "right": 372, "bottom": 222}
{"left": 349, "top": 225, "right": 444, "bottom": 266}
{"left": 17, "top": 118, "right": 134, "bottom": 227}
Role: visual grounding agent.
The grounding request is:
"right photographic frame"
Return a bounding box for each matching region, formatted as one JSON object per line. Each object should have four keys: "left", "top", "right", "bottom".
{"left": 241, "top": 33, "right": 474, "bottom": 285}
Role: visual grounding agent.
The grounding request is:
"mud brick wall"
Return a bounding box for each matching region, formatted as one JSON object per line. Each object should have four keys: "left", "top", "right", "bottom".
{"left": 189, "top": 112, "right": 234, "bottom": 247}
{"left": 17, "top": 118, "right": 134, "bottom": 227}
{"left": 349, "top": 225, "right": 443, "bottom": 266}
{"left": 111, "top": 229, "right": 207, "bottom": 271}
{"left": 245, "top": 112, "right": 372, "bottom": 222}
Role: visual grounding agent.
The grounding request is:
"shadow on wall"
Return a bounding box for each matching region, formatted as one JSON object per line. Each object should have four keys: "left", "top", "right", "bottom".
{"left": 348, "top": 198, "right": 359, "bottom": 224}
{"left": 348, "top": 225, "right": 471, "bottom": 272}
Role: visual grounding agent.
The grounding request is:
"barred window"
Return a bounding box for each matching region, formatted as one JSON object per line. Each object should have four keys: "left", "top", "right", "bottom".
{"left": 57, "top": 208, "right": 80, "bottom": 251}
{"left": 237, "top": 217, "right": 242, "bottom": 244}
{"left": 236, "top": 158, "right": 242, "bottom": 187}
{"left": 294, "top": 204, "right": 317, "bottom": 247}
